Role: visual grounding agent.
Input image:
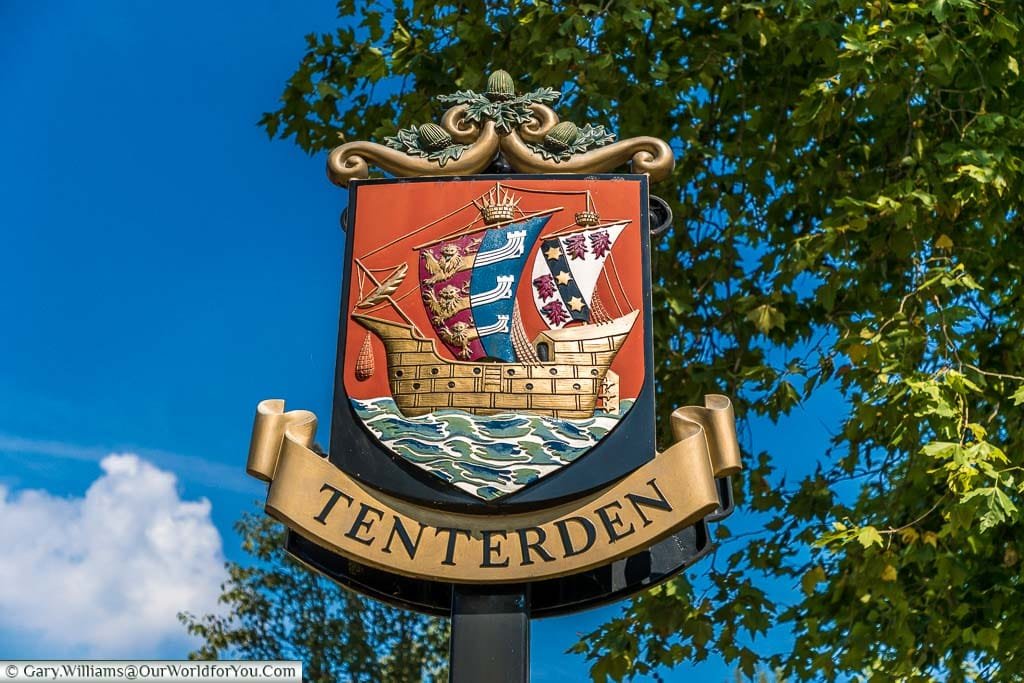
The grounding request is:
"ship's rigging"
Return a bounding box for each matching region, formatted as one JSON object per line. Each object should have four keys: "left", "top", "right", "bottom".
{"left": 353, "top": 182, "right": 635, "bottom": 367}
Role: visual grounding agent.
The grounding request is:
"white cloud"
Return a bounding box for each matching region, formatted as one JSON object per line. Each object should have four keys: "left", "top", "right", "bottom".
{"left": 0, "top": 454, "right": 227, "bottom": 656}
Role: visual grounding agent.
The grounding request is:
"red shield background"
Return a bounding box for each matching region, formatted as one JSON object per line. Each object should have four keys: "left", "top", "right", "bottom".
{"left": 342, "top": 177, "right": 646, "bottom": 401}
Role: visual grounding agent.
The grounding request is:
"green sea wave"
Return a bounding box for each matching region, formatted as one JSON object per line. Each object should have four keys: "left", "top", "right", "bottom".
{"left": 351, "top": 397, "right": 633, "bottom": 500}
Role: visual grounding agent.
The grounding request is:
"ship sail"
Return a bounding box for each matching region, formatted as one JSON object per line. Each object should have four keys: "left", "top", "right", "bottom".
{"left": 419, "top": 214, "right": 550, "bottom": 361}
{"left": 530, "top": 220, "right": 630, "bottom": 329}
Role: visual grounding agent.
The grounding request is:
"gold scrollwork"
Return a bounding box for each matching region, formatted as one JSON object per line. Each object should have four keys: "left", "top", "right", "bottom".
{"left": 440, "top": 104, "right": 482, "bottom": 144}
{"left": 517, "top": 103, "right": 560, "bottom": 143}
{"left": 326, "top": 71, "right": 675, "bottom": 186}
{"left": 499, "top": 128, "right": 674, "bottom": 181}
{"left": 327, "top": 119, "right": 499, "bottom": 187}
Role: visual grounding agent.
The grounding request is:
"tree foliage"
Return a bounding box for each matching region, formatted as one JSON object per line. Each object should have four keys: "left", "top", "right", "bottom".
{"left": 261, "top": 1, "right": 1024, "bottom": 680}
{"left": 179, "top": 512, "right": 448, "bottom": 683}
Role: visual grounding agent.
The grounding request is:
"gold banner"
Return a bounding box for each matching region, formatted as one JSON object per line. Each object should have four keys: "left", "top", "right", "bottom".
{"left": 247, "top": 396, "right": 740, "bottom": 584}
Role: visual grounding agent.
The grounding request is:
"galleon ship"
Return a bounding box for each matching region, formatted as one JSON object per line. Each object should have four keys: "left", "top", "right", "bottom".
{"left": 351, "top": 183, "right": 638, "bottom": 420}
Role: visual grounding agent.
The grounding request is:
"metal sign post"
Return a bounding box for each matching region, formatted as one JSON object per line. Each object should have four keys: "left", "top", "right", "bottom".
{"left": 450, "top": 585, "right": 529, "bottom": 683}
{"left": 243, "top": 70, "right": 742, "bottom": 681}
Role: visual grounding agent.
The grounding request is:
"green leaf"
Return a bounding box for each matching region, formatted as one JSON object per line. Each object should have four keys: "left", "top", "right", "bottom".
{"left": 847, "top": 343, "right": 868, "bottom": 364}
{"left": 802, "top": 566, "right": 827, "bottom": 595}
{"left": 262, "top": 5, "right": 1024, "bottom": 679}
{"left": 747, "top": 304, "right": 786, "bottom": 334}
{"left": 857, "top": 526, "right": 883, "bottom": 548}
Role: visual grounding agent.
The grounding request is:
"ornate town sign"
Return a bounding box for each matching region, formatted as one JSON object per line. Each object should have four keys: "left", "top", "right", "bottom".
{"left": 335, "top": 175, "right": 656, "bottom": 508}
{"left": 246, "top": 72, "right": 741, "bottom": 662}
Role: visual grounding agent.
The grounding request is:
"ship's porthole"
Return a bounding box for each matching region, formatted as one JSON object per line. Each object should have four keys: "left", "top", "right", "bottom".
{"left": 573, "top": 383, "right": 581, "bottom": 390}
{"left": 473, "top": 367, "right": 481, "bottom": 375}
{"left": 549, "top": 368, "right": 558, "bottom": 375}
{"left": 430, "top": 368, "right": 439, "bottom": 375}
{"left": 447, "top": 381, "right": 456, "bottom": 388}
{"left": 507, "top": 369, "right": 515, "bottom": 376}
{"left": 590, "top": 369, "right": 599, "bottom": 376}
{"left": 413, "top": 382, "right": 421, "bottom": 390}
{"left": 396, "top": 370, "right": 404, "bottom": 377}
{"left": 525, "top": 383, "right": 534, "bottom": 390}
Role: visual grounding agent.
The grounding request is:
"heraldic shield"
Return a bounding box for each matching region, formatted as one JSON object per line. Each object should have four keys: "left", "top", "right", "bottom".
{"left": 331, "top": 175, "right": 656, "bottom": 510}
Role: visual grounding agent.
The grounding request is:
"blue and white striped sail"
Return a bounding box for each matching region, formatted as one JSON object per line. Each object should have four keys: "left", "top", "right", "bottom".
{"left": 468, "top": 214, "right": 551, "bottom": 361}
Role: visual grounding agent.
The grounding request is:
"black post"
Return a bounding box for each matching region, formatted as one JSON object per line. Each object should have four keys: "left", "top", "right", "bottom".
{"left": 449, "top": 584, "right": 530, "bottom": 683}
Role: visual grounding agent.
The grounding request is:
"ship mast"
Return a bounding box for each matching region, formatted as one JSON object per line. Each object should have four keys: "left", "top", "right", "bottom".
{"left": 352, "top": 181, "right": 633, "bottom": 354}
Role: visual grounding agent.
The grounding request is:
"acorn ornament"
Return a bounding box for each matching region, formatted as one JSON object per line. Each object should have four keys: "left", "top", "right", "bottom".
{"left": 417, "top": 123, "right": 452, "bottom": 151}
{"left": 485, "top": 69, "right": 516, "bottom": 101}
{"left": 544, "top": 121, "right": 579, "bottom": 151}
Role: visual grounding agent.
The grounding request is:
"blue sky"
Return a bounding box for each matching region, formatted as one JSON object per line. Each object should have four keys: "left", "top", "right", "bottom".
{"left": 1, "top": 2, "right": 840, "bottom": 679}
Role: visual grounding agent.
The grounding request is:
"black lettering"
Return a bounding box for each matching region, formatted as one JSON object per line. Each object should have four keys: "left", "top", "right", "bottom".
{"left": 480, "top": 530, "right": 510, "bottom": 568}
{"left": 554, "top": 516, "right": 596, "bottom": 558}
{"left": 435, "top": 527, "right": 471, "bottom": 566}
{"left": 382, "top": 516, "right": 425, "bottom": 559}
{"left": 516, "top": 527, "right": 555, "bottom": 566}
{"left": 625, "top": 479, "right": 673, "bottom": 527}
{"left": 595, "top": 500, "right": 635, "bottom": 542}
{"left": 313, "top": 483, "right": 353, "bottom": 525}
{"left": 345, "top": 503, "right": 384, "bottom": 546}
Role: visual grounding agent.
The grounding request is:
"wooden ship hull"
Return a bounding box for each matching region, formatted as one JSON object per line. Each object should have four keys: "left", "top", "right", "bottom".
{"left": 353, "top": 311, "right": 638, "bottom": 420}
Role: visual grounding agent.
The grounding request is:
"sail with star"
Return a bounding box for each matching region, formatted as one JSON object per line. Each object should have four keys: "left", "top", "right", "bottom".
{"left": 529, "top": 221, "right": 629, "bottom": 328}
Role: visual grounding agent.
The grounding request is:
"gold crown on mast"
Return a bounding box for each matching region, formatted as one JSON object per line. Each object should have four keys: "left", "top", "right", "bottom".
{"left": 475, "top": 186, "right": 520, "bottom": 225}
